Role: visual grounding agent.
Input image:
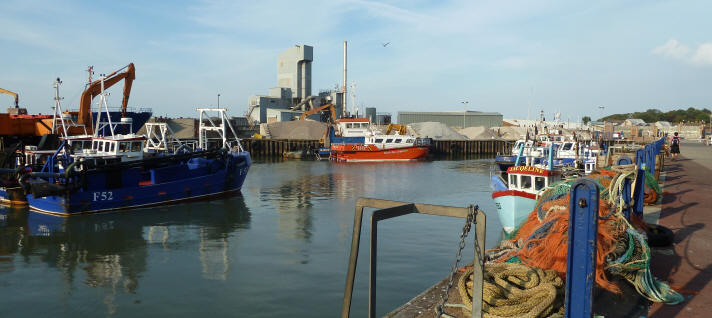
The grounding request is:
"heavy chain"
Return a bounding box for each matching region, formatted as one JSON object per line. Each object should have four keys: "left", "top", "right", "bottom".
{"left": 436, "top": 204, "right": 478, "bottom": 317}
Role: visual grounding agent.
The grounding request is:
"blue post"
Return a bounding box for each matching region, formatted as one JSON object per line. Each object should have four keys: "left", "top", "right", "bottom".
{"left": 514, "top": 143, "right": 525, "bottom": 166}
{"left": 635, "top": 148, "right": 644, "bottom": 167}
{"left": 548, "top": 143, "right": 554, "bottom": 171}
{"left": 565, "top": 178, "right": 600, "bottom": 318}
{"left": 632, "top": 168, "right": 645, "bottom": 217}
{"left": 645, "top": 145, "right": 653, "bottom": 173}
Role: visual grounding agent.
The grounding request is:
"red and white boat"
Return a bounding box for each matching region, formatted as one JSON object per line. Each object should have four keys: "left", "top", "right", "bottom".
{"left": 329, "top": 118, "right": 430, "bottom": 162}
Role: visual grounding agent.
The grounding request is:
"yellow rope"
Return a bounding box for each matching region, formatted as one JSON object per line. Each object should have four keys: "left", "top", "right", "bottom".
{"left": 455, "top": 263, "right": 564, "bottom": 318}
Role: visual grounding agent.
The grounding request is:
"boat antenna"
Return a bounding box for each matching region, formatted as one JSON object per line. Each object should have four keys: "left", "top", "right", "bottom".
{"left": 86, "top": 66, "right": 94, "bottom": 89}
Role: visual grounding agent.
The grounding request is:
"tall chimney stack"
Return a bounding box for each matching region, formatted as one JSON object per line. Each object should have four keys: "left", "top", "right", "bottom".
{"left": 343, "top": 40, "right": 348, "bottom": 117}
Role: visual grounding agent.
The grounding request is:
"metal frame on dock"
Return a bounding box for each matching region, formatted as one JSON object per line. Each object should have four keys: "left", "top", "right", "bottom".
{"left": 341, "top": 198, "right": 486, "bottom": 318}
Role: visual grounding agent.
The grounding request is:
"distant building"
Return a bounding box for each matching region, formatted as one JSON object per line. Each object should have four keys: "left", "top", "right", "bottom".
{"left": 365, "top": 107, "right": 376, "bottom": 123}
{"left": 247, "top": 45, "right": 344, "bottom": 124}
{"left": 624, "top": 118, "right": 647, "bottom": 126}
{"left": 654, "top": 121, "right": 672, "bottom": 128}
{"left": 503, "top": 118, "right": 586, "bottom": 129}
{"left": 375, "top": 112, "right": 392, "bottom": 125}
{"left": 398, "top": 111, "right": 502, "bottom": 128}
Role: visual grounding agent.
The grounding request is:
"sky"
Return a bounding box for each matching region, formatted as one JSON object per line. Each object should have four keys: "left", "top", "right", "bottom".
{"left": 1, "top": 0, "right": 711, "bottom": 121}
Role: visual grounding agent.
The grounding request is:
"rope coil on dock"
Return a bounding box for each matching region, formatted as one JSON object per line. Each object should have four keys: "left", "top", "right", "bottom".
{"left": 453, "top": 263, "right": 564, "bottom": 318}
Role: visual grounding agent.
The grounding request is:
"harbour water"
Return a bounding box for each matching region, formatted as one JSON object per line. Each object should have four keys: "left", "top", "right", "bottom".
{"left": 0, "top": 157, "right": 502, "bottom": 317}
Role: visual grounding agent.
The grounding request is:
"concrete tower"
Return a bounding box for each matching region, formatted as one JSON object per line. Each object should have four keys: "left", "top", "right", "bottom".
{"left": 277, "top": 45, "right": 313, "bottom": 103}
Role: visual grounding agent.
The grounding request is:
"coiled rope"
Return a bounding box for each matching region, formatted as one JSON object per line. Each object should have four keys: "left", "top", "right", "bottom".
{"left": 453, "top": 263, "right": 564, "bottom": 318}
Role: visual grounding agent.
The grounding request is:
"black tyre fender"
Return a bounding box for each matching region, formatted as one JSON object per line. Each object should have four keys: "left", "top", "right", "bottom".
{"left": 646, "top": 223, "right": 674, "bottom": 247}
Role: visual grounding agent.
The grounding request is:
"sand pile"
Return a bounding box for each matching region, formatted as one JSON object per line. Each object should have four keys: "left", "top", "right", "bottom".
{"left": 409, "top": 122, "right": 467, "bottom": 140}
{"left": 263, "top": 120, "right": 328, "bottom": 140}
{"left": 493, "top": 126, "right": 530, "bottom": 141}
{"left": 457, "top": 126, "right": 502, "bottom": 140}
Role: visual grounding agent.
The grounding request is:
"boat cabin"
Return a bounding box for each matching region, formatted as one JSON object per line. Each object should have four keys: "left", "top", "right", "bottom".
{"left": 363, "top": 135, "right": 421, "bottom": 150}
{"left": 336, "top": 118, "right": 371, "bottom": 137}
{"left": 537, "top": 134, "right": 567, "bottom": 146}
{"left": 558, "top": 141, "right": 576, "bottom": 158}
{"left": 511, "top": 140, "right": 535, "bottom": 155}
{"left": 75, "top": 135, "right": 146, "bottom": 162}
{"left": 505, "top": 165, "right": 560, "bottom": 195}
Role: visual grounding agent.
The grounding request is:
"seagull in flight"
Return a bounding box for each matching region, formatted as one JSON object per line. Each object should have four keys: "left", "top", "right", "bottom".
{"left": 382, "top": 42, "right": 390, "bottom": 47}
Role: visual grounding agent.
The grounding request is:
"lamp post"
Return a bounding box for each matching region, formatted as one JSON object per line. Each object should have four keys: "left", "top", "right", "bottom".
{"left": 217, "top": 94, "right": 221, "bottom": 107}
{"left": 598, "top": 106, "right": 605, "bottom": 139}
{"left": 461, "top": 101, "right": 469, "bottom": 128}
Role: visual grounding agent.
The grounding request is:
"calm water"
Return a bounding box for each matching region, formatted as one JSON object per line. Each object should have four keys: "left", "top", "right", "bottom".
{"left": 0, "top": 157, "right": 502, "bottom": 317}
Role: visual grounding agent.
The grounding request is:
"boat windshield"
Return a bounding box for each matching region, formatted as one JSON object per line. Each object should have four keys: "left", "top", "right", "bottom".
{"left": 521, "top": 175, "right": 532, "bottom": 190}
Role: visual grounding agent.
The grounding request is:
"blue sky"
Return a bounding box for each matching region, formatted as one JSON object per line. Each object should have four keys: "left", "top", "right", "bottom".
{"left": 1, "top": 0, "right": 711, "bottom": 121}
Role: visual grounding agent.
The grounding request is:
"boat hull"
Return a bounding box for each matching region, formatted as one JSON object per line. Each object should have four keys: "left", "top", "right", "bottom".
{"left": 330, "top": 144, "right": 429, "bottom": 162}
{"left": 491, "top": 190, "right": 537, "bottom": 234}
{"left": 26, "top": 151, "right": 251, "bottom": 216}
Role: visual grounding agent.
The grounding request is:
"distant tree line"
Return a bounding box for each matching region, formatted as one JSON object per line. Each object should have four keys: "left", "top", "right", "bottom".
{"left": 599, "top": 107, "right": 712, "bottom": 124}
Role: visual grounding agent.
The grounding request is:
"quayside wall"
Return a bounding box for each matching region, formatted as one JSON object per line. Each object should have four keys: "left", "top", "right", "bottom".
{"left": 240, "top": 138, "right": 512, "bottom": 156}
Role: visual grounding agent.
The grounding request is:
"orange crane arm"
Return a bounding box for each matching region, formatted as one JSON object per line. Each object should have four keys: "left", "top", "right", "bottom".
{"left": 0, "top": 88, "right": 19, "bottom": 108}
{"left": 299, "top": 103, "right": 336, "bottom": 122}
{"left": 77, "top": 63, "right": 136, "bottom": 129}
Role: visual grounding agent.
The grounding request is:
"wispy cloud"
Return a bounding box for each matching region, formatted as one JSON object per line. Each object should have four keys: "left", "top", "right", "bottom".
{"left": 691, "top": 43, "right": 712, "bottom": 66}
{"left": 652, "top": 39, "right": 690, "bottom": 59}
{"left": 652, "top": 38, "right": 712, "bottom": 66}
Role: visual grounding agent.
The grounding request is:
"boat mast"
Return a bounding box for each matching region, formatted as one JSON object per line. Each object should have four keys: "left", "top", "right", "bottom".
{"left": 94, "top": 74, "right": 116, "bottom": 137}
{"left": 51, "top": 78, "right": 67, "bottom": 136}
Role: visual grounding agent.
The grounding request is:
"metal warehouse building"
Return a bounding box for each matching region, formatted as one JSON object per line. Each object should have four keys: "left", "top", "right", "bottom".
{"left": 397, "top": 111, "right": 503, "bottom": 128}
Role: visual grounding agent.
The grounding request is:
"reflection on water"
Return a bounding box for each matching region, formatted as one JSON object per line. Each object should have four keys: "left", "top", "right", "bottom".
{"left": 446, "top": 160, "right": 496, "bottom": 175}
{"left": 0, "top": 196, "right": 249, "bottom": 316}
{"left": 1, "top": 157, "right": 501, "bottom": 318}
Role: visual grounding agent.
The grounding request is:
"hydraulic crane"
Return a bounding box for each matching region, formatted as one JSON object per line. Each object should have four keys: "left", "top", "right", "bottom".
{"left": 0, "top": 88, "right": 19, "bottom": 108}
{"left": 77, "top": 63, "right": 135, "bottom": 133}
{"left": 299, "top": 103, "right": 337, "bottom": 123}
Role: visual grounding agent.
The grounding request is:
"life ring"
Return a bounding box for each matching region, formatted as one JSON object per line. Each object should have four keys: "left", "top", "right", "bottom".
{"left": 646, "top": 223, "right": 674, "bottom": 247}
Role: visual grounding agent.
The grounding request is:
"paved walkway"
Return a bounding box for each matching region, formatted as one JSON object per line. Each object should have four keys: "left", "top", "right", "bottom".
{"left": 649, "top": 141, "right": 712, "bottom": 317}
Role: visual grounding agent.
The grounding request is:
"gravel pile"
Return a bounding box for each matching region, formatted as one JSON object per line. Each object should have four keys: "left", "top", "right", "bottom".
{"left": 457, "top": 126, "right": 502, "bottom": 140}
{"left": 263, "top": 120, "right": 328, "bottom": 140}
{"left": 494, "top": 126, "right": 530, "bottom": 141}
{"left": 409, "top": 122, "right": 467, "bottom": 140}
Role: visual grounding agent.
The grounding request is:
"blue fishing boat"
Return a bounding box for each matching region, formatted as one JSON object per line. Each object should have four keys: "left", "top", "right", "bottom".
{"left": 23, "top": 106, "right": 250, "bottom": 216}
{"left": 23, "top": 141, "right": 250, "bottom": 216}
{"left": 491, "top": 144, "right": 562, "bottom": 234}
{"left": 18, "top": 77, "right": 251, "bottom": 216}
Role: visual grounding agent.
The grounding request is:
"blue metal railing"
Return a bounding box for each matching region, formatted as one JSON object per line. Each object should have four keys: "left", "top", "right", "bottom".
{"left": 565, "top": 137, "right": 664, "bottom": 317}
{"left": 565, "top": 179, "right": 600, "bottom": 318}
